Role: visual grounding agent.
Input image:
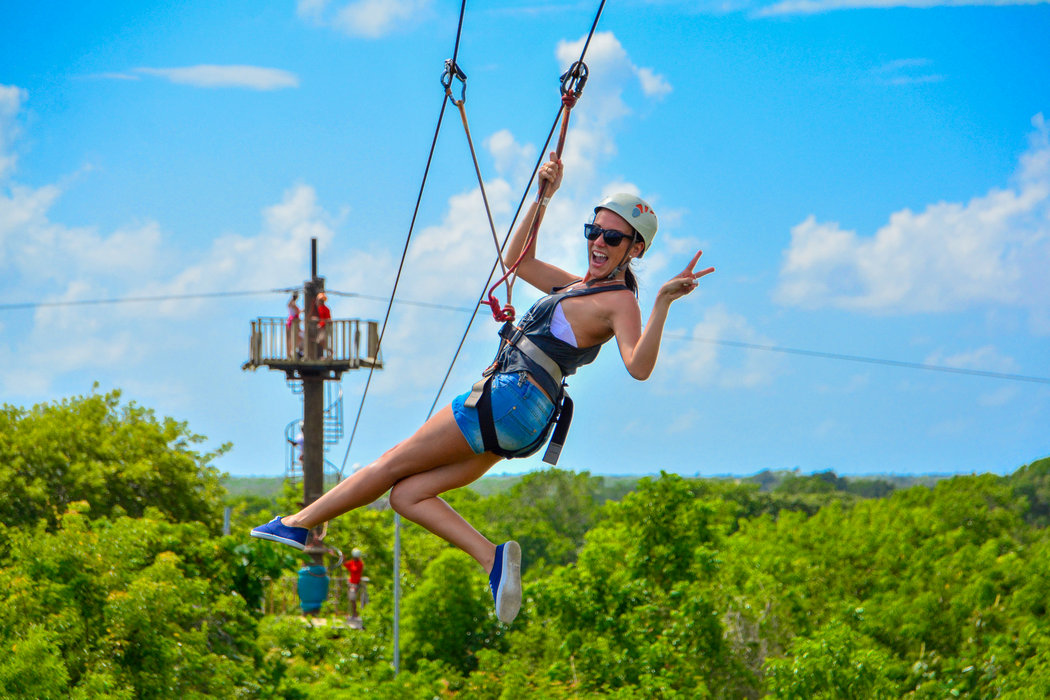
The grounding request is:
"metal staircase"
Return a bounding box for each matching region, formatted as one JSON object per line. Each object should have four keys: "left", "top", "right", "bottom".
{"left": 284, "top": 382, "right": 345, "bottom": 486}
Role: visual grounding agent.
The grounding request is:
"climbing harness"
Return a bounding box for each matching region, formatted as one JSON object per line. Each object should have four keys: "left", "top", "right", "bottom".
{"left": 464, "top": 282, "right": 629, "bottom": 464}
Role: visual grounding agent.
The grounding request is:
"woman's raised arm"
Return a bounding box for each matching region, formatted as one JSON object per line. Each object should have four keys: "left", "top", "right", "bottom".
{"left": 505, "top": 154, "right": 577, "bottom": 292}
{"left": 614, "top": 250, "right": 715, "bottom": 380}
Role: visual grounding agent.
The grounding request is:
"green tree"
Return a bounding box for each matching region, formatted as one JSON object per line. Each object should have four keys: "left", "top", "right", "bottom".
{"left": 0, "top": 505, "right": 262, "bottom": 699}
{"left": 766, "top": 619, "right": 901, "bottom": 699}
{"left": 402, "top": 549, "right": 505, "bottom": 675}
{"left": 0, "top": 389, "right": 227, "bottom": 532}
{"left": 527, "top": 473, "right": 731, "bottom": 697}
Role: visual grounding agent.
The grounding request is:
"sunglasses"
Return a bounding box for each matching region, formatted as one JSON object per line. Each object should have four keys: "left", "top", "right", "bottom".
{"left": 584, "top": 223, "right": 637, "bottom": 247}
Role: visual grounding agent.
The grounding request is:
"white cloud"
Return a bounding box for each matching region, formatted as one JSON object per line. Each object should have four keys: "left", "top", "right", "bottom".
{"left": 870, "top": 58, "right": 944, "bottom": 86}
{"left": 775, "top": 114, "right": 1050, "bottom": 329}
{"left": 298, "top": 0, "right": 432, "bottom": 38}
{"left": 135, "top": 65, "right": 300, "bottom": 90}
{"left": 0, "top": 85, "right": 27, "bottom": 180}
{"left": 636, "top": 66, "right": 673, "bottom": 99}
{"left": 486, "top": 129, "right": 537, "bottom": 187}
{"left": 658, "top": 304, "right": 779, "bottom": 388}
{"left": 758, "top": 0, "right": 1050, "bottom": 16}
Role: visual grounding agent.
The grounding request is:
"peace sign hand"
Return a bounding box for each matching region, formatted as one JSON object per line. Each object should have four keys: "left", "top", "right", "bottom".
{"left": 657, "top": 250, "right": 714, "bottom": 304}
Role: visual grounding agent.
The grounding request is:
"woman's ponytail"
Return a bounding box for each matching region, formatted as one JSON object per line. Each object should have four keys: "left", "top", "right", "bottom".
{"left": 624, "top": 265, "right": 639, "bottom": 296}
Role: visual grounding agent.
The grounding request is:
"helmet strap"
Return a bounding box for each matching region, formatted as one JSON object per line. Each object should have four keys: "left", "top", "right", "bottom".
{"left": 599, "top": 245, "right": 634, "bottom": 283}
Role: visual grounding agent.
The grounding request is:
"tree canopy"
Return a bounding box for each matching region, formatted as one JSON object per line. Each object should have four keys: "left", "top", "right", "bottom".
{"left": 3, "top": 391, "right": 1050, "bottom": 697}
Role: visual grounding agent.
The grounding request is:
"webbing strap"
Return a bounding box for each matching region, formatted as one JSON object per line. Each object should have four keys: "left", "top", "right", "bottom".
{"left": 498, "top": 323, "right": 563, "bottom": 385}
{"left": 463, "top": 374, "right": 488, "bottom": 408}
{"left": 465, "top": 372, "right": 572, "bottom": 465}
{"left": 474, "top": 376, "right": 502, "bottom": 454}
{"left": 542, "top": 394, "right": 573, "bottom": 465}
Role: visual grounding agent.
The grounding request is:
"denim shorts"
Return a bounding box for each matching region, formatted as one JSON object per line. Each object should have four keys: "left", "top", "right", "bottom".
{"left": 452, "top": 372, "right": 555, "bottom": 454}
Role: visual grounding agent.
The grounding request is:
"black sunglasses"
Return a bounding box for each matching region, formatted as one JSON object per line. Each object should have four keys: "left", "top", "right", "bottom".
{"left": 584, "top": 223, "right": 636, "bottom": 247}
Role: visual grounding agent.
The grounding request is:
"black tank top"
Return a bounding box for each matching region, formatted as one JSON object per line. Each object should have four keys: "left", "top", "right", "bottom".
{"left": 494, "top": 281, "right": 630, "bottom": 399}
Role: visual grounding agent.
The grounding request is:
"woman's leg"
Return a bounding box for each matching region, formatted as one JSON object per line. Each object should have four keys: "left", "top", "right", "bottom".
{"left": 283, "top": 405, "right": 487, "bottom": 530}
{"left": 389, "top": 451, "right": 501, "bottom": 573}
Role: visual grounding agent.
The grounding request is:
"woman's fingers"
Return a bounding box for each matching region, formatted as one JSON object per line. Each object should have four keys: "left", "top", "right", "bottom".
{"left": 683, "top": 250, "right": 704, "bottom": 273}
{"left": 682, "top": 250, "right": 714, "bottom": 280}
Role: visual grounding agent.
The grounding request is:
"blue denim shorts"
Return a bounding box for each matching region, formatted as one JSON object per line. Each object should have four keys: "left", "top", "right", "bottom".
{"left": 451, "top": 372, "right": 555, "bottom": 454}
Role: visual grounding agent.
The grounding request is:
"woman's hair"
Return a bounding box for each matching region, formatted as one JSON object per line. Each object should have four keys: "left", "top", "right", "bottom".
{"left": 623, "top": 227, "right": 642, "bottom": 296}
{"left": 624, "top": 264, "right": 639, "bottom": 295}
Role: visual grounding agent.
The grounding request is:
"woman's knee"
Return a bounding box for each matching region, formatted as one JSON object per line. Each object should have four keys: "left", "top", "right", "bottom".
{"left": 388, "top": 480, "right": 423, "bottom": 515}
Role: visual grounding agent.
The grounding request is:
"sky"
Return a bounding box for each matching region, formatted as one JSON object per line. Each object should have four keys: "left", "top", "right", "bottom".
{"left": 1, "top": 0, "right": 1048, "bottom": 480}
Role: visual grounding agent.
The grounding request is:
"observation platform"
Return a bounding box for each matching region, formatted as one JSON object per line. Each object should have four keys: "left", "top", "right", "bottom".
{"left": 243, "top": 317, "right": 383, "bottom": 380}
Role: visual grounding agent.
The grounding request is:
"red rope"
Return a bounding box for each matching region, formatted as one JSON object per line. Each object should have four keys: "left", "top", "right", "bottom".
{"left": 483, "top": 89, "right": 582, "bottom": 322}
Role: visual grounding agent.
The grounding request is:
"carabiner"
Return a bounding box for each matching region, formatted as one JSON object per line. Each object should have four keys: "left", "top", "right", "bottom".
{"left": 559, "top": 61, "right": 589, "bottom": 99}
{"left": 442, "top": 58, "right": 467, "bottom": 104}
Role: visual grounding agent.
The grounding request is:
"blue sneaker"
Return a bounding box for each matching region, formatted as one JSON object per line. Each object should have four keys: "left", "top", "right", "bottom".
{"left": 250, "top": 516, "right": 308, "bottom": 551}
{"left": 489, "top": 541, "right": 522, "bottom": 623}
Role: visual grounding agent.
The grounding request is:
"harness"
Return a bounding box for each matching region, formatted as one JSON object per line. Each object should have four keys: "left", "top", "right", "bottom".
{"left": 464, "top": 282, "right": 628, "bottom": 464}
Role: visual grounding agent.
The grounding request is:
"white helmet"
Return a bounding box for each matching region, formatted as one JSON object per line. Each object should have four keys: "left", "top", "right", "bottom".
{"left": 594, "top": 193, "right": 658, "bottom": 254}
{"left": 351, "top": 548, "right": 363, "bottom": 559}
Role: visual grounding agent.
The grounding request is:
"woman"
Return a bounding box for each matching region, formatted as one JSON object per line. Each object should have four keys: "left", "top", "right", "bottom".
{"left": 286, "top": 291, "right": 301, "bottom": 358}
{"left": 252, "top": 155, "right": 714, "bottom": 623}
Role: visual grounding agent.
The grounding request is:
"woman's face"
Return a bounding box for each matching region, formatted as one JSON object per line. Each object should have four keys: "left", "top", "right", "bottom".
{"left": 587, "top": 209, "right": 643, "bottom": 278}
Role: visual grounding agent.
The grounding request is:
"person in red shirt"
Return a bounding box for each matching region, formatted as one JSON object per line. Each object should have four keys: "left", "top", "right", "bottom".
{"left": 343, "top": 548, "right": 365, "bottom": 624}
{"left": 312, "top": 292, "right": 332, "bottom": 358}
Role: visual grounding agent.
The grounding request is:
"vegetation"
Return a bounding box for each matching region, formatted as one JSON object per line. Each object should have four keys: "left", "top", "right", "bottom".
{"left": 3, "top": 390, "right": 1049, "bottom": 698}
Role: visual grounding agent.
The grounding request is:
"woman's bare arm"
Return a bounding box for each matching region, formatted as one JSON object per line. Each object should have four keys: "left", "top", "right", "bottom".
{"left": 503, "top": 154, "right": 576, "bottom": 293}
{"left": 613, "top": 250, "right": 715, "bottom": 380}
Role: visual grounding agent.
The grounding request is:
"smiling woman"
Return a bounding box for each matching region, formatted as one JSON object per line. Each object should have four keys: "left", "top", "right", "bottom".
{"left": 251, "top": 153, "right": 713, "bottom": 625}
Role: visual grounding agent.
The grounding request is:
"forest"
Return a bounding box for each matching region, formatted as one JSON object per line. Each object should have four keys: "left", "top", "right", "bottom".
{"left": 3, "top": 390, "right": 1050, "bottom": 699}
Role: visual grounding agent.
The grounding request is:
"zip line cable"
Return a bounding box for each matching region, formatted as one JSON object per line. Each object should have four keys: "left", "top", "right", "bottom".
{"left": 670, "top": 334, "right": 1050, "bottom": 385}
{"left": 426, "top": 104, "right": 564, "bottom": 418}
{"left": 4, "top": 288, "right": 1048, "bottom": 385}
{"left": 0, "top": 288, "right": 475, "bottom": 314}
{"left": 337, "top": 0, "right": 469, "bottom": 477}
{"left": 0, "top": 289, "right": 283, "bottom": 311}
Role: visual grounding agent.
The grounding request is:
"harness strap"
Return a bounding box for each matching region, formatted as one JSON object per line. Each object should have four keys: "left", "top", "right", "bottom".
{"left": 464, "top": 321, "right": 564, "bottom": 408}
{"left": 463, "top": 366, "right": 494, "bottom": 408}
{"left": 466, "top": 372, "right": 573, "bottom": 465}
{"left": 498, "top": 322, "right": 563, "bottom": 385}
{"left": 474, "top": 376, "right": 502, "bottom": 456}
{"left": 542, "top": 394, "right": 573, "bottom": 465}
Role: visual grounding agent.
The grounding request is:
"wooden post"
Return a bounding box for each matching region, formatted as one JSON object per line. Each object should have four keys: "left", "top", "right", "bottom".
{"left": 302, "top": 242, "right": 326, "bottom": 567}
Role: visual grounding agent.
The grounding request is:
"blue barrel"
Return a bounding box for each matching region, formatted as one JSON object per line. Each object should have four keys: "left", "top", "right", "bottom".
{"left": 297, "top": 565, "right": 329, "bottom": 614}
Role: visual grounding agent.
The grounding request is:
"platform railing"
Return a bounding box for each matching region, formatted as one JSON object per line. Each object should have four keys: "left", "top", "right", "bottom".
{"left": 246, "top": 317, "right": 382, "bottom": 370}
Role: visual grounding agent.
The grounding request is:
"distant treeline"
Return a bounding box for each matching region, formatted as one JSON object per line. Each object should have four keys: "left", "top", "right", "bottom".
{"left": 221, "top": 467, "right": 953, "bottom": 503}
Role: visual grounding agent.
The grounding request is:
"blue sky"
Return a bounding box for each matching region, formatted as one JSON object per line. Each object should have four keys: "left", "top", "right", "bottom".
{"left": 1, "top": 0, "right": 1048, "bottom": 479}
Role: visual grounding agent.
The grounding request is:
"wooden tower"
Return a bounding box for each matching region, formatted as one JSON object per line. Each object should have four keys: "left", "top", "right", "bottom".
{"left": 243, "top": 238, "right": 382, "bottom": 565}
